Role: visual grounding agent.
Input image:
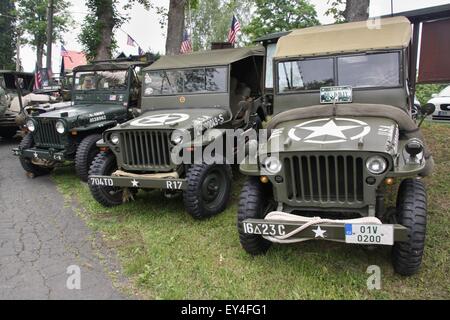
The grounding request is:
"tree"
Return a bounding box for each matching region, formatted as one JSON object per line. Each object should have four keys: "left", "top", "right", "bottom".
{"left": 0, "top": 0, "right": 16, "bottom": 70}
{"left": 165, "top": 0, "right": 188, "bottom": 55}
{"left": 17, "top": 0, "right": 71, "bottom": 69}
{"left": 326, "top": 0, "right": 370, "bottom": 23}
{"left": 79, "top": 0, "right": 151, "bottom": 61}
{"left": 244, "top": 0, "right": 319, "bottom": 41}
{"left": 187, "top": 0, "right": 253, "bottom": 51}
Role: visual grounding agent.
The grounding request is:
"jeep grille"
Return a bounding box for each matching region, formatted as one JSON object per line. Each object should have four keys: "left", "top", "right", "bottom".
{"left": 119, "top": 130, "right": 172, "bottom": 171}
{"left": 283, "top": 155, "right": 364, "bottom": 205}
{"left": 33, "top": 118, "right": 65, "bottom": 148}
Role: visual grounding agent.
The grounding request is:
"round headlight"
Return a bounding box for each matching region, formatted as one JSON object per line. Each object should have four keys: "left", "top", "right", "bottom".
{"left": 366, "top": 156, "right": 387, "bottom": 175}
{"left": 55, "top": 121, "right": 66, "bottom": 134}
{"left": 263, "top": 157, "right": 282, "bottom": 174}
{"left": 26, "top": 119, "right": 36, "bottom": 132}
{"left": 111, "top": 134, "right": 120, "bottom": 145}
{"left": 172, "top": 135, "right": 183, "bottom": 145}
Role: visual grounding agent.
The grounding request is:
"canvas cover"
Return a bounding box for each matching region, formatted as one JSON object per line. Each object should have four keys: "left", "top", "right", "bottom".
{"left": 275, "top": 16, "right": 412, "bottom": 59}
{"left": 145, "top": 46, "right": 265, "bottom": 71}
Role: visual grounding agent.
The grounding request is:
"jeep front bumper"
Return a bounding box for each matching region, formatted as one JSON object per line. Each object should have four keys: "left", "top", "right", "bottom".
{"left": 12, "top": 147, "right": 66, "bottom": 162}
{"left": 89, "top": 175, "right": 187, "bottom": 191}
{"left": 241, "top": 215, "right": 408, "bottom": 245}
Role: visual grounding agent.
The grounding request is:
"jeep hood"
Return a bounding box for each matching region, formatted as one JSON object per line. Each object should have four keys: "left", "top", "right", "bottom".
{"left": 264, "top": 116, "right": 399, "bottom": 155}
{"left": 113, "top": 107, "right": 232, "bottom": 131}
{"left": 35, "top": 103, "right": 126, "bottom": 121}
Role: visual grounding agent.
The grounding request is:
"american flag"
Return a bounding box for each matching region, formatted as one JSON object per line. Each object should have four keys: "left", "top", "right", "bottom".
{"left": 127, "top": 34, "right": 136, "bottom": 47}
{"left": 138, "top": 47, "right": 145, "bottom": 56}
{"left": 33, "top": 64, "right": 42, "bottom": 90}
{"left": 180, "top": 30, "right": 192, "bottom": 54}
{"left": 60, "top": 45, "right": 70, "bottom": 57}
{"left": 227, "top": 15, "right": 241, "bottom": 45}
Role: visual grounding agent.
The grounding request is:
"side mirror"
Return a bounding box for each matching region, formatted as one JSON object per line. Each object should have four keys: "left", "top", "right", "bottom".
{"left": 421, "top": 103, "right": 436, "bottom": 116}
{"left": 431, "top": 93, "right": 438, "bottom": 98}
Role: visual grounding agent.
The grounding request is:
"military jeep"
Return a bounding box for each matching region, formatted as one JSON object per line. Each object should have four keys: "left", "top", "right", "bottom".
{"left": 0, "top": 70, "right": 34, "bottom": 139}
{"left": 13, "top": 58, "right": 153, "bottom": 181}
{"left": 88, "top": 47, "right": 266, "bottom": 219}
{"left": 237, "top": 17, "right": 434, "bottom": 276}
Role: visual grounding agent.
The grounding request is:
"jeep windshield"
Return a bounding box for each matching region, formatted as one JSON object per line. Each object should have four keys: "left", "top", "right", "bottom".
{"left": 277, "top": 52, "right": 401, "bottom": 93}
{"left": 143, "top": 67, "right": 227, "bottom": 96}
{"left": 74, "top": 70, "right": 128, "bottom": 92}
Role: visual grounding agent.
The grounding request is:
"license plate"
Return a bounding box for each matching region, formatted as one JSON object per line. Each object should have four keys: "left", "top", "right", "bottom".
{"left": 439, "top": 111, "right": 449, "bottom": 116}
{"left": 320, "top": 86, "right": 353, "bottom": 104}
{"left": 242, "top": 222, "right": 286, "bottom": 237}
{"left": 345, "top": 224, "right": 394, "bottom": 245}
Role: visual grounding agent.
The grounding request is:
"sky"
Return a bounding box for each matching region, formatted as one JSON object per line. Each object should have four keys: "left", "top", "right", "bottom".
{"left": 20, "top": 0, "right": 450, "bottom": 72}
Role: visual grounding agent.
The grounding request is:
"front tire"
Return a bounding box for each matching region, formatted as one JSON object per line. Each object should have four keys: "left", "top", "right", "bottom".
{"left": 19, "top": 133, "right": 53, "bottom": 177}
{"left": 183, "top": 164, "right": 232, "bottom": 219}
{"left": 88, "top": 151, "right": 123, "bottom": 207}
{"left": 75, "top": 134, "right": 102, "bottom": 182}
{"left": 392, "top": 179, "right": 427, "bottom": 276}
{"left": 237, "top": 177, "right": 273, "bottom": 255}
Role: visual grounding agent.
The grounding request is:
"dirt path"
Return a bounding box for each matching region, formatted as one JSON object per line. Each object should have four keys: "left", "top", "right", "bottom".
{"left": 0, "top": 138, "right": 124, "bottom": 299}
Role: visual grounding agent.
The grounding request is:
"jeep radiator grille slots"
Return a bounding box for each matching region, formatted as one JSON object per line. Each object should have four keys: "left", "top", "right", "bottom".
{"left": 33, "top": 118, "right": 65, "bottom": 148}
{"left": 283, "top": 155, "right": 364, "bottom": 204}
{"left": 120, "top": 131, "right": 172, "bottom": 170}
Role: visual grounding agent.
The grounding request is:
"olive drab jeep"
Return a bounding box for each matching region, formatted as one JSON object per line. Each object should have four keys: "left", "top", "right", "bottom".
{"left": 0, "top": 71, "right": 34, "bottom": 139}
{"left": 237, "top": 17, "right": 435, "bottom": 276}
{"left": 88, "top": 47, "right": 267, "bottom": 219}
{"left": 13, "top": 56, "right": 154, "bottom": 181}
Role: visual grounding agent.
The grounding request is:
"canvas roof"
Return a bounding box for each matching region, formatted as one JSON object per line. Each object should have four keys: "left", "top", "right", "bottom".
{"left": 145, "top": 46, "right": 265, "bottom": 71}
{"left": 275, "top": 16, "right": 412, "bottom": 59}
{"left": 73, "top": 61, "right": 150, "bottom": 72}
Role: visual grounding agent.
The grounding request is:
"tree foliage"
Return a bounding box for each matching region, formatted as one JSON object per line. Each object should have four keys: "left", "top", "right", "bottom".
{"left": 188, "top": 0, "right": 253, "bottom": 51}
{"left": 326, "top": 0, "right": 370, "bottom": 23}
{"left": 244, "top": 0, "right": 319, "bottom": 41}
{"left": 17, "top": 0, "right": 71, "bottom": 68}
{"left": 79, "top": 0, "right": 151, "bottom": 61}
{"left": 416, "top": 84, "right": 449, "bottom": 105}
{"left": 0, "top": 0, "right": 16, "bottom": 70}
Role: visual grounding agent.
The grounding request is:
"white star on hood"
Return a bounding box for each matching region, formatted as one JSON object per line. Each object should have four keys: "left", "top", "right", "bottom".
{"left": 312, "top": 226, "right": 327, "bottom": 238}
{"left": 302, "top": 120, "right": 361, "bottom": 140}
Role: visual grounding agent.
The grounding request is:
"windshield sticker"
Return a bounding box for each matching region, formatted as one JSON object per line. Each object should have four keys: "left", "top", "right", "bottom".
{"left": 288, "top": 118, "right": 370, "bottom": 144}
{"left": 130, "top": 113, "right": 190, "bottom": 127}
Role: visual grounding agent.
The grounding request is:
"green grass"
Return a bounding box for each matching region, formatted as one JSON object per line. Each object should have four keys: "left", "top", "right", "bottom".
{"left": 52, "top": 121, "right": 450, "bottom": 299}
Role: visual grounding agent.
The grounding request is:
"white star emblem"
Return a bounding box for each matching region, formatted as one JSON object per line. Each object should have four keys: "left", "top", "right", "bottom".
{"left": 312, "top": 226, "right": 327, "bottom": 238}
{"left": 130, "top": 113, "right": 189, "bottom": 127}
{"left": 33, "top": 152, "right": 38, "bottom": 158}
{"left": 131, "top": 179, "right": 140, "bottom": 187}
{"left": 302, "top": 119, "right": 361, "bottom": 140}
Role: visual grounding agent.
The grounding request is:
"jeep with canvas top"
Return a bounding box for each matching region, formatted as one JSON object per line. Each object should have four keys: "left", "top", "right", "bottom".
{"left": 13, "top": 56, "right": 153, "bottom": 181}
{"left": 0, "top": 70, "right": 34, "bottom": 139}
{"left": 88, "top": 46, "right": 266, "bottom": 219}
{"left": 237, "top": 17, "right": 435, "bottom": 276}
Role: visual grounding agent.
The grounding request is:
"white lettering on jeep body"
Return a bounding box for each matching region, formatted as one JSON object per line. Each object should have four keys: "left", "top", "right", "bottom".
{"left": 166, "top": 181, "right": 183, "bottom": 190}
{"left": 90, "top": 177, "right": 114, "bottom": 186}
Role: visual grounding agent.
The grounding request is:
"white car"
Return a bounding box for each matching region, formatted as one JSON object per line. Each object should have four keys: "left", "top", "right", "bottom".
{"left": 428, "top": 85, "right": 450, "bottom": 121}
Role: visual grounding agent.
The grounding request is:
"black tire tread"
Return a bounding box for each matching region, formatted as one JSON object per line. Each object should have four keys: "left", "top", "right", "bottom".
{"left": 237, "top": 177, "right": 272, "bottom": 255}
{"left": 88, "top": 151, "right": 123, "bottom": 207}
{"left": 75, "top": 134, "right": 102, "bottom": 182}
{"left": 183, "top": 164, "right": 232, "bottom": 219}
{"left": 392, "top": 179, "right": 427, "bottom": 276}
